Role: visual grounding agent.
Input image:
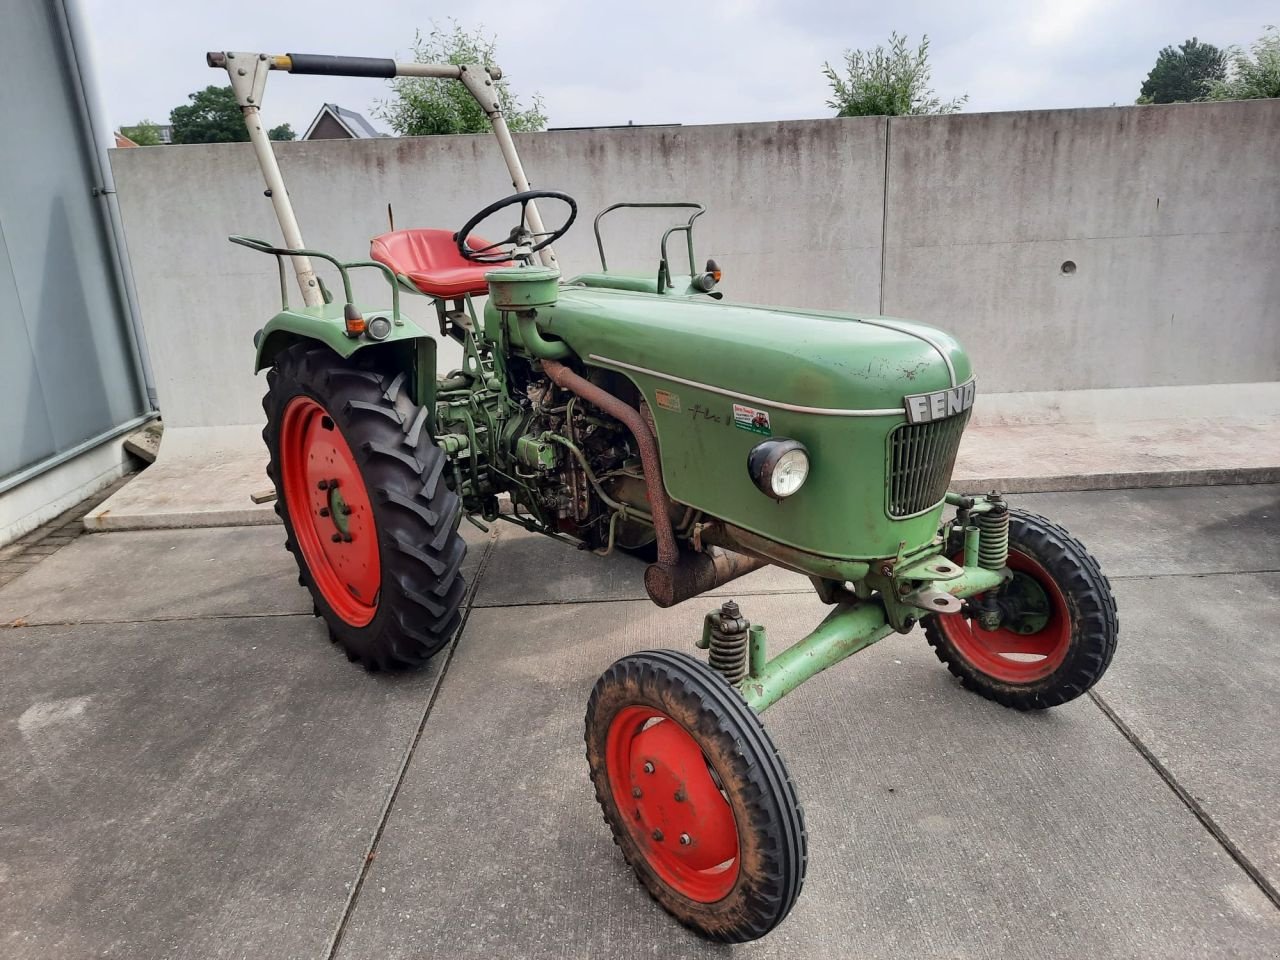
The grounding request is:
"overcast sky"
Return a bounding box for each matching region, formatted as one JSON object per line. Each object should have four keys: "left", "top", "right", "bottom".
{"left": 84, "top": 0, "right": 1272, "bottom": 136}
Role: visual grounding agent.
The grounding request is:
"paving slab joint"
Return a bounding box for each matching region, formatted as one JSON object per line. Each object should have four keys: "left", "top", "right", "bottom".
{"left": 1088, "top": 688, "right": 1280, "bottom": 912}
{"left": 322, "top": 530, "right": 499, "bottom": 960}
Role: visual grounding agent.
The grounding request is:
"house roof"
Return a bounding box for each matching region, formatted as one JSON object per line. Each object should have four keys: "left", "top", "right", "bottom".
{"left": 303, "top": 103, "right": 382, "bottom": 140}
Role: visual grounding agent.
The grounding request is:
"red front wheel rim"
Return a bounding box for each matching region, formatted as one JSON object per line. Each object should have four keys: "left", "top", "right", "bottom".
{"left": 936, "top": 549, "right": 1071, "bottom": 683}
{"left": 605, "top": 706, "right": 740, "bottom": 902}
{"left": 280, "top": 396, "right": 380, "bottom": 627}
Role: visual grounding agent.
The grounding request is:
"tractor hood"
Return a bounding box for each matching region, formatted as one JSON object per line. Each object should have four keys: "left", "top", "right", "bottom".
{"left": 538, "top": 286, "right": 972, "bottom": 413}
{"left": 499, "top": 284, "right": 976, "bottom": 561}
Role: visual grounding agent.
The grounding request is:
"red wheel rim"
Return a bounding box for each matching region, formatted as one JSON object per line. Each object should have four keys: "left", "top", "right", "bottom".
{"left": 605, "top": 706, "right": 740, "bottom": 902}
{"left": 280, "top": 396, "right": 380, "bottom": 627}
{"left": 935, "top": 549, "right": 1071, "bottom": 683}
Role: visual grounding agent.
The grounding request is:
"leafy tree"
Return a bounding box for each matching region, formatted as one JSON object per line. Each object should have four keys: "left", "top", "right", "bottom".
{"left": 375, "top": 22, "right": 547, "bottom": 136}
{"left": 823, "top": 32, "right": 966, "bottom": 117}
{"left": 170, "top": 85, "right": 249, "bottom": 144}
{"left": 120, "top": 120, "right": 161, "bottom": 146}
{"left": 1137, "top": 38, "right": 1226, "bottom": 103}
{"left": 1208, "top": 25, "right": 1280, "bottom": 101}
{"left": 164, "top": 89, "right": 299, "bottom": 144}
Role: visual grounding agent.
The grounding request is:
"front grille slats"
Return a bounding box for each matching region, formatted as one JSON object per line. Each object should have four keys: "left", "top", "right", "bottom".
{"left": 888, "top": 410, "right": 970, "bottom": 517}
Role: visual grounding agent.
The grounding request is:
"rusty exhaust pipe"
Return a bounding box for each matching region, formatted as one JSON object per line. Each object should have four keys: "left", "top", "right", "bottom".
{"left": 643, "top": 546, "right": 768, "bottom": 608}
{"left": 540, "top": 359, "right": 678, "bottom": 566}
{"left": 539, "top": 359, "right": 766, "bottom": 607}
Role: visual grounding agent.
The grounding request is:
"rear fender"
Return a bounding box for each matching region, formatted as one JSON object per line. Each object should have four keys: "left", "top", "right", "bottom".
{"left": 253, "top": 302, "right": 433, "bottom": 370}
{"left": 254, "top": 303, "right": 438, "bottom": 409}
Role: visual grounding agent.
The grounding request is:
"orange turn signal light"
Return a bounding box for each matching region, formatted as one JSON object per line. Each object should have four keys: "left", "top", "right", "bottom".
{"left": 343, "top": 303, "right": 366, "bottom": 338}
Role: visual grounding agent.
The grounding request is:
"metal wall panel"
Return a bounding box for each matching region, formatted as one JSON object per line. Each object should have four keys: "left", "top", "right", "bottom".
{"left": 0, "top": 1, "right": 148, "bottom": 484}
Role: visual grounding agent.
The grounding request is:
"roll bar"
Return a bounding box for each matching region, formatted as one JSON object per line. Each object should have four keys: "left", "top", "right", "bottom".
{"left": 205, "top": 51, "right": 504, "bottom": 81}
{"left": 207, "top": 50, "right": 555, "bottom": 308}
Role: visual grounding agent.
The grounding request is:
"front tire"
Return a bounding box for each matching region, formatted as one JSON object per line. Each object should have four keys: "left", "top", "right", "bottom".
{"left": 924, "top": 508, "right": 1118, "bottom": 710}
{"left": 263, "top": 343, "right": 467, "bottom": 670}
{"left": 585, "top": 650, "right": 806, "bottom": 942}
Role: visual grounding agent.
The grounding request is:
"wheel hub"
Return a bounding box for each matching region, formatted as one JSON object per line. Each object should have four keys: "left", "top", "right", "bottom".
{"left": 280, "top": 397, "right": 380, "bottom": 626}
{"left": 939, "top": 548, "right": 1071, "bottom": 683}
{"left": 606, "top": 705, "right": 740, "bottom": 902}
{"left": 628, "top": 720, "right": 737, "bottom": 872}
{"left": 326, "top": 482, "right": 353, "bottom": 539}
{"left": 997, "top": 570, "right": 1052, "bottom": 635}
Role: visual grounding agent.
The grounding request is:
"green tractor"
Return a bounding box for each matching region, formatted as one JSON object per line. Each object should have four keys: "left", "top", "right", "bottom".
{"left": 210, "top": 50, "right": 1118, "bottom": 942}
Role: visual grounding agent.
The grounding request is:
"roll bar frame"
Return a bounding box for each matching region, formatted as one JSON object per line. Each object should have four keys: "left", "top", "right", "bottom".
{"left": 208, "top": 51, "right": 557, "bottom": 308}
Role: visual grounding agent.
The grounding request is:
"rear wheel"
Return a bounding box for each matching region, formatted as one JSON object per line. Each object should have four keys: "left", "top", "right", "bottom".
{"left": 924, "top": 509, "right": 1118, "bottom": 709}
{"left": 585, "top": 650, "right": 806, "bottom": 942}
{"left": 263, "top": 343, "right": 467, "bottom": 670}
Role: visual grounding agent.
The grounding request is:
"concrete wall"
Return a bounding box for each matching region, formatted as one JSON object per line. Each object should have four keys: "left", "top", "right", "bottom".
{"left": 881, "top": 102, "right": 1280, "bottom": 393}
{"left": 110, "top": 100, "right": 1280, "bottom": 429}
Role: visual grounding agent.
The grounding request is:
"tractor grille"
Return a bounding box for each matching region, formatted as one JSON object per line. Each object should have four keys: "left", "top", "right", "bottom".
{"left": 888, "top": 410, "right": 971, "bottom": 517}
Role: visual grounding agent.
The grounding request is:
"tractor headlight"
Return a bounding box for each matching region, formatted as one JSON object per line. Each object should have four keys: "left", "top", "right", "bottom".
{"left": 747, "top": 438, "right": 809, "bottom": 500}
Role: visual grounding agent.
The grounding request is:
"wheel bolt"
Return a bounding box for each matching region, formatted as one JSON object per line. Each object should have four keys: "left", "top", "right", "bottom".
{"left": 651, "top": 830, "right": 663, "bottom": 842}
{"left": 318, "top": 479, "right": 329, "bottom": 490}
{"left": 643, "top": 762, "right": 655, "bottom": 774}
{"left": 340, "top": 504, "right": 352, "bottom": 516}
{"left": 674, "top": 789, "right": 686, "bottom": 802}
{"left": 319, "top": 508, "right": 330, "bottom": 517}
{"left": 331, "top": 533, "right": 342, "bottom": 543}
{"left": 679, "top": 833, "right": 691, "bottom": 846}
{"left": 631, "top": 787, "right": 642, "bottom": 798}
{"left": 329, "top": 478, "right": 340, "bottom": 489}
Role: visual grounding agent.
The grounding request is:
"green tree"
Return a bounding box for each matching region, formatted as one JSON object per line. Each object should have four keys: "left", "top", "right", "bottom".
{"left": 1137, "top": 38, "right": 1226, "bottom": 103}
{"left": 375, "top": 22, "right": 547, "bottom": 136}
{"left": 169, "top": 85, "right": 248, "bottom": 144}
{"left": 823, "top": 32, "right": 966, "bottom": 117}
{"left": 268, "top": 123, "right": 297, "bottom": 141}
{"left": 1208, "top": 26, "right": 1280, "bottom": 100}
{"left": 119, "top": 120, "right": 161, "bottom": 146}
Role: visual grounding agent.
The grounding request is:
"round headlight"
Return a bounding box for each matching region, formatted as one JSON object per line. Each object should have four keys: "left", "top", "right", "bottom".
{"left": 366, "top": 315, "right": 393, "bottom": 341}
{"left": 747, "top": 438, "right": 810, "bottom": 500}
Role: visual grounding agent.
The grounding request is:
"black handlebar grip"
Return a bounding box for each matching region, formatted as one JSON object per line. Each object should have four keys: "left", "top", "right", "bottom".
{"left": 286, "top": 54, "right": 396, "bottom": 78}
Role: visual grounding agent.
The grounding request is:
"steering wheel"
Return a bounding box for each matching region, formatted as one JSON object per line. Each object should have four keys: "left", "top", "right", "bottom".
{"left": 455, "top": 190, "right": 577, "bottom": 264}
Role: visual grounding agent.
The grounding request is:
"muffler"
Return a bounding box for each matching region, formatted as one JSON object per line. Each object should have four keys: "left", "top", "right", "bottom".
{"left": 644, "top": 547, "right": 767, "bottom": 608}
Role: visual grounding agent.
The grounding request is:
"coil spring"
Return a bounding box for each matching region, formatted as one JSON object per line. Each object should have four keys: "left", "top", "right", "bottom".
{"left": 708, "top": 601, "right": 749, "bottom": 683}
{"left": 977, "top": 506, "right": 1010, "bottom": 569}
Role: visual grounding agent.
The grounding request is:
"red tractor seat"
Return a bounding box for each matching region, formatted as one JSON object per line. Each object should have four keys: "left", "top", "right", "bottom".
{"left": 369, "top": 228, "right": 510, "bottom": 299}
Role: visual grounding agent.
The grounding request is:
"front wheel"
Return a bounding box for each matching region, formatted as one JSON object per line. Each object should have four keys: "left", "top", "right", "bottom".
{"left": 263, "top": 343, "right": 467, "bottom": 671}
{"left": 924, "top": 508, "right": 1118, "bottom": 710}
{"left": 585, "top": 650, "right": 806, "bottom": 942}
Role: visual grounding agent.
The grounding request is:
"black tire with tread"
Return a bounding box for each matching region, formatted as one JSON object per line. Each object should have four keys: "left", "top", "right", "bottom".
{"left": 924, "top": 508, "right": 1118, "bottom": 710}
{"left": 263, "top": 343, "right": 467, "bottom": 671}
{"left": 585, "top": 650, "right": 807, "bottom": 942}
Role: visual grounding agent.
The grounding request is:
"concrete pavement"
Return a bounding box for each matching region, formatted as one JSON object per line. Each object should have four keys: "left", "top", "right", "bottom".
{"left": 1, "top": 485, "right": 1277, "bottom": 958}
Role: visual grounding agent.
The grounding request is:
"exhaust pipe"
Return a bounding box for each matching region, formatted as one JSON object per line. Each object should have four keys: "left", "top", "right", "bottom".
{"left": 540, "top": 359, "right": 678, "bottom": 566}
{"left": 539, "top": 359, "right": 766, "bottom": 607}
{"left": 643, "top": 547, "right": 767, "bottom": 608}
